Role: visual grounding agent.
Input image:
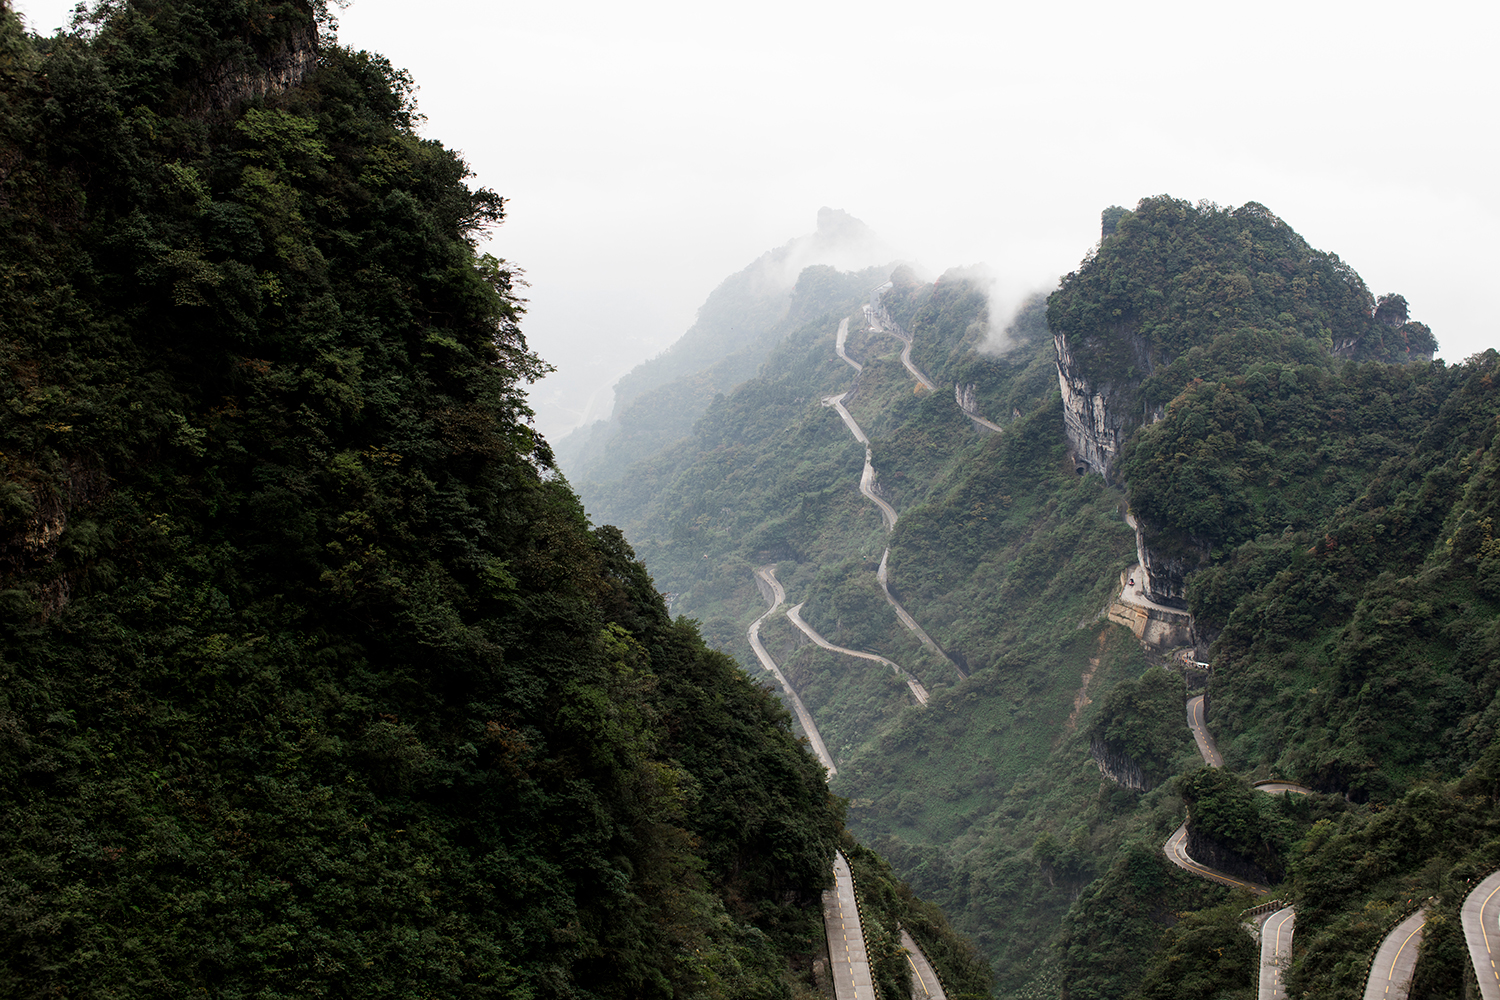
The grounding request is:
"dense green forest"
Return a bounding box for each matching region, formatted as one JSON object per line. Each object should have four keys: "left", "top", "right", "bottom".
{"left": 571, "top": 195, "right": 1500, "bottom": 998}
{"left": 0, "top": 3, "right": 996, "bottom": 996}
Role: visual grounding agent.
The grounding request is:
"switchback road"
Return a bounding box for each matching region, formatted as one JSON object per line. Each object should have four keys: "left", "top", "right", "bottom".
{"left": 1259, "top": 907, "right": 1295, "bottom": 1000}
{"left": 1164, "top": 820, "right": 1269, "bottom": 894}
{"left": 1463, "top": 870, "right": 1500, "bottom": 1000}
{"left": 748, "top": 566, "right": 835, "bottom": 776}
{"left": 1187, "top": 694, "right": 1224, "bottom": 768}
{"left": 1362, "top": 908, "right": 1425, "bottom": 1000}
{"left": 901, "top": 928, "right": 947, "bottom": 998}
{"left": 834, "top": 316, "right": 862, "bottom": 372}
{"left": 786, "top": 601, "right": 929, "bottom": 705}
{"left": 1120, "top": 562, "right": 1194, "bottom": 616}
{"left": 878, "top": 551, "right": 964, "bottom": 678}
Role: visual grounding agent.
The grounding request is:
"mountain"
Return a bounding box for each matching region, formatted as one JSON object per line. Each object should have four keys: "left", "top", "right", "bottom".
{"left": 0, "top": 4, "right": 987, "bottom": 997}
{"left": 581, "top": 194, "right": 1499, "bottom": 998}
{"left": 552, "top": 208, "right": 896, "bottom": 484}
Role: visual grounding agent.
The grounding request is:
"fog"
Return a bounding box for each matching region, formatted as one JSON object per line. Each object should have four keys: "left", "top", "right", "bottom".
{"left": 16, "top": 0, "right": 1498, "bottom": 440}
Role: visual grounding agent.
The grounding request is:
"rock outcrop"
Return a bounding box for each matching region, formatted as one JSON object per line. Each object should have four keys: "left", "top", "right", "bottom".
{"left": 1053, "top": 324, "right": 1162, "bottom": 482}
{"left": 1089, "top": 735, "right": 1149, "bottom": 791}
{"left": 191, "top": 5, "right": 320, "bottom": 114}
{"left": 1186, "top": 826, "right": 1275, "bottom": 887}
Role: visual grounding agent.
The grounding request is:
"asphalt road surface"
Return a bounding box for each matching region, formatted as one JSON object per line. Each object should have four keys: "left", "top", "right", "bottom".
{"left": 1187, "top": 694, "right": 1225, "bottom": 768}
{"left": 900, "top": 928, "right": 947, "bottom": 999}
{"left": 1362, "top": 908, "right": 1425, "bottom": 1000}
{"left": 747, "top": 566, "right": 835, "bottom": 776}
{"left": 1463, "top": 870, "right": 1500, "bottom": 1000}
{"left": 785, "top": 601, "right": 929, "bottom": 705}
{"left": 878, "top": 550, "right": 964, "bottom": 679}
{"left": 834, "top": 316, "right": 862, "bottom": 373}
{"left": 1259, "top": 907, "right": 1295, "bottom": 1000}
{"left": 1163, "top": 820, "right": 1270, "bottom": 894}
{"left": 824, "top": 853, "right": 875, "bottom": 1000}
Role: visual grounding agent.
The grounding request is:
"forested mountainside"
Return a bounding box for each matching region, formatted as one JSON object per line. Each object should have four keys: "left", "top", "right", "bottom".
{"left": 553, "top": 209, "right": 894, "bottom": 484}
{"left": 0, "top": 4, "right": 998, "bottom": 997}
{"left": 571, "top": 196, "right": 1500, "bottom": 998}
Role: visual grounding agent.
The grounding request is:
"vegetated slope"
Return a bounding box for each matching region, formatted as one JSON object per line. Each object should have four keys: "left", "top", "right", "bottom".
{"left": 592, "top": 194, "right": 1500, "bottom": 999}
{"left": 0, "top": 5, "right": 879, "bottom": 997}
{"left": 553, "top": 209, "right": 894, "bottom": 484}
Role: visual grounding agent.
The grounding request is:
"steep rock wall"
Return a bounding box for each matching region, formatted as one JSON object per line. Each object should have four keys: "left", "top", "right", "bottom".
{"left": 1132, "top": 518, "right": 1206, "bottom": 610}
{"left": 1089, "top": 735, "right": 1149, "bottom": 791}
{"left": 1053, "top": 324, "right": 1161, "bottom": 482}
{"left": 1186, "top": 826, "right": 1274, "bottom": 886}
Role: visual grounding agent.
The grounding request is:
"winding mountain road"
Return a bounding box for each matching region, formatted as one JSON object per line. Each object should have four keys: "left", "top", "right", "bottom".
{"left": 1463, "top": 870, "right": 1500, "bottom": 1000}
{"left": 901, "top": 928, "right": 947, "bottom": 998}
{"left": 835, "top": 316, "right": 862, "bottom": 373}
{"left": 825, "top": 852, "right": 875, "bottom": 1000}
{"left": 864, "top": 287, "right": 938, "bottom": 392}
{"left": 1163, "top": 821, "right": 1269, "bottom": 895}
{"left": 1259, "top": 907, "right": 1296, "bottom": 1000}
{"left": 1362, "top": 908, "right": 1425, "bottom": 1000}
{"left": 748, "top": 566, "right": 835, "bottom": 776}
{"left": 786, "top": 601, "right": 930, "bottom": 705}
{"left": 1120, "top": 562, "right": 1194, "bottom": 616}
{"left": 1166, "top": 642, "right": 1443, "bottom": 997}
{"left": 955, "top": 384, "right": 1004, "bottom": 433}
{"left": 878, "top": 551, "right": 964, "bottom": 678}
{"left": 1187, "top": 694, "right": 1224, "bottom": 768}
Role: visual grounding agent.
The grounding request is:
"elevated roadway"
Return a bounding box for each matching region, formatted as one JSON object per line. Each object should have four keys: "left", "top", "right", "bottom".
{"left": 824, "top": 852, "right": 875, "bottom": 1000}
{"left": 901, "top": 928, "right": 947, "bottom": 998}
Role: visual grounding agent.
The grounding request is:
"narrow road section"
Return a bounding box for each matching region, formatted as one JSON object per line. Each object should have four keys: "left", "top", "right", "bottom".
{"left": 748, "top": 566, "right": 835, "bottom": 776}
{"left": 824, "top": 852, "right": 875, "bottom": 1000}
{"left": 1120, "top": 562, "right": 1193, "bottom": 616}
{"left": 1463, "top": 870, "right": 1500, "bottom": 1000}
{"left": 901, "top": 928, "right": 947, "bottom": 999}
{"left": 835, "top": 316, "right": 862, "bottom": 372}
{"left": 786, "top": 601, "right": 929, "bottom": 705}
{"left": 878, "top": 550, "right": 965, "bottom": 679}
{"left": 864, "top": 289, "right": 938, "bottom": 391}
{"left": 1164, "top": 693, "right": 1270, "bottom": 893}
{"left": 955, "top": 384, "right": 1003, "bottom": 433}
{"left": 1187, "top": 694, "right": 1224, "bottom": 768}
{"left": 1164, "top": 820, "right": 1269, "bottom": 894}
{"left": 1362, "top": 908, "right": 1425, "bottom": 1000}
{"left": 1259, "top": 906, "right": 1295, "bottom": 1000}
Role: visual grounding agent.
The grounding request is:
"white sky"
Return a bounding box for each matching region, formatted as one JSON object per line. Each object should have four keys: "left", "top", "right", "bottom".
{"left": 15, "top": 0, "right": 1500, "bottom": 439}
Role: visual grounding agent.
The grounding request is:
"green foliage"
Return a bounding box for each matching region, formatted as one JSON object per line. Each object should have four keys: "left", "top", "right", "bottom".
{"left": 0, "top": 4, "right": 846, "bottom": 997}
{"left": 1058, "top": 839, "right": 1238, "bottom": 1000}
{"left": 1089, "top": 667, "right": 1192, "bottom": 788}
{"left": 842, "top": 835, "right": 995, "bottom": 1000}
{"left": 1131, "top": 900, "right": 1255, "bottom": 1000}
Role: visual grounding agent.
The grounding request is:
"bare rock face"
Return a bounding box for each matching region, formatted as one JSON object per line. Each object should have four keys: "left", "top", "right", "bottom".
{"left": 1186, "top": 826, "right": 1274, "bottom": 886}
{"left": 1132, "top": 518, "right": 1204, "bottom": 610}
{"left": 1089, "top": 734, "right": 1149, "bottom": 791}
{"left": 1053, "top": 326, "right": 1161, "bottom": 482}
{"left": 192, "top": 6, "right": 319, "bottom": 114}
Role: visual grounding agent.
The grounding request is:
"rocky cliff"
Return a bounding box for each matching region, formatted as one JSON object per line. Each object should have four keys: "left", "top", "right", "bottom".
{"left": 1053, "top": 324, "right": 1160, "bottom": 481}
{"left": 1089, "top": 734, "right": 1150, "bottom": 791}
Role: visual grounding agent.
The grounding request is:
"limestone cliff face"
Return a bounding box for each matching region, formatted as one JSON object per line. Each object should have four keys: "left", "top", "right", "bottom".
{"left": 192, "top": 7, "right": 319, "bottom": 114}
{"left": 1053, "top": 325, "right": 1162, "bottom": 482}
{"left": 1186, "top": 826, "right": 1275, "bottom": 886}
{"left": 1089, "top": 735, "right": 1149, "bottom": 791}
{"left": 1056, "top": 321, "right": 1204, "bottom": 617}
{"left": 1132, "top": 517, "right": 1205, "bottom": 611}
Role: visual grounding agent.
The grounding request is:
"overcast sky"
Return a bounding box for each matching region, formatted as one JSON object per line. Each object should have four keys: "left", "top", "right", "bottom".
{"left": 15, "top": 0, "right": 1499, "bottom": 440}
